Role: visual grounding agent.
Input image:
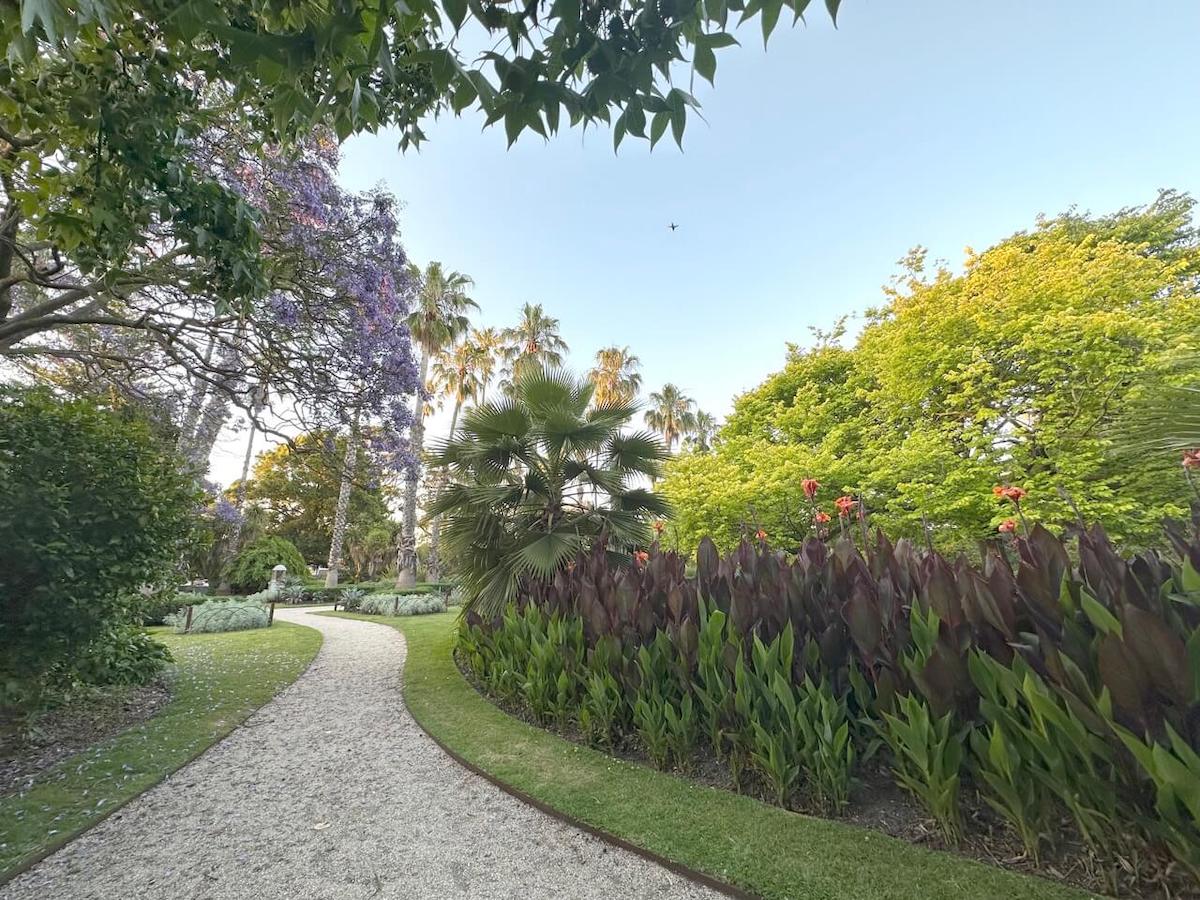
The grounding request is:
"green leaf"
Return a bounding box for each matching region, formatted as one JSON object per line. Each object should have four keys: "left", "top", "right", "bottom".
{"left": 825, "top": 0, "right": 841, "bottom": 25}
{"left": 444, "top": 0, "right": 468, "bottom": 31}
{"left": 694, "top": 43, "right": 716, "bottom": 85}
{"left": 650, "top": 111, "right": 669, "bottom": 149}
{"left": 1080, "top": 590, "right": 1122, "bottom": 637}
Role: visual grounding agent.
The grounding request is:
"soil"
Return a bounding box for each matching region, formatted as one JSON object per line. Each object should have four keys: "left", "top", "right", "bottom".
{"left": 454, "top": 650, "right": 1200, "bottom": 899}
{"left": 0, "top": 679, "right": 172, "bottom": 797}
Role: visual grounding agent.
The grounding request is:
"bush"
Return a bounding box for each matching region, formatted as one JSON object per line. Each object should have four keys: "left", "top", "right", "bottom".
{"left": 62, "top": 624, "right": 173, "bottom": 688}
{"left": 137, "top": 592, "right": 191, "bottom": 626}
{"left": 221, "top": 535, "right": 307, "bottom": 594}
{"left": 359, "top": 593, "right": 447, "bottom": 616}
{"left": 0, "top": 388, "right": 197, "bottom": 716}
{"left": 339, "top": 587, "right": 365, "bottom": 611}
{"left": 165, "top": 598, "right": 270, "bottom": 633}
{"left": 460, "top": 520, "right": 1200, "bottom": 887}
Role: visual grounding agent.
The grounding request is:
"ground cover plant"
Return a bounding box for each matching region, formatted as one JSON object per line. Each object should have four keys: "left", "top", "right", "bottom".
{"left": 163, "top": 598, "right": 270, "bottom": 634}
{"left": 0, "top": 622, "right": 321, "bottom": 880}
{"left": 458, "top": 510, "right": 1200, "bottom": 896}
{"left": 327, "top": 609, "right": 1085, "bottom": 900}
{"left": 359, "top": 593, "right": 447, "bottom": 617}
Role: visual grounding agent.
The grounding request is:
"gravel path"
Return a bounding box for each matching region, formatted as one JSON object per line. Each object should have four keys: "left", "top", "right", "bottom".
{"left": 1, "top": 609, "right": 720, "bottom": 900}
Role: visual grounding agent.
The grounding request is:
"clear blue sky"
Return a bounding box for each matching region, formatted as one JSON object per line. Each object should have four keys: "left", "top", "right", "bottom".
{"left": 334, "top": 1, "right": 1200, "bottom": 439}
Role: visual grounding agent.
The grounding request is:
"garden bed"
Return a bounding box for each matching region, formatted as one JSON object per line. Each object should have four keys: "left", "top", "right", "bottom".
{"left": 324, "top": 611, "right": 1091, "bottom": 900}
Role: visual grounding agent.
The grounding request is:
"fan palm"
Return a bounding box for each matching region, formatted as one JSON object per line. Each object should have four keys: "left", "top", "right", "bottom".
{"left": 398, "top": 261, "right": 477, "bottom": 587}
{"left": 501, "top": 303, "right": 568, "bottom": 384}
{"left": 683, "top": 410, "right": 718, "bottom": 453}
{"left": 644, "top": 383, "right": 696, "bottom": 451}
{"left": 430, "top": 340, "right": 484, "bottom": 438}
{"left": 427, "top": 367, "right": 670, "bottom": 617}
{"left": 589, "top": 345, "right": 643, "bottom": 406}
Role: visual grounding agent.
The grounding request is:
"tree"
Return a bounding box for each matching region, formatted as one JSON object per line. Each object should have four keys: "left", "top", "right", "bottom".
{"left": 241, "top": 432, "right": 395, "bottom": 564}
{"left": 222, "top": 535, "right": 307, "bottom": 595}
{"left": 661, "top": 192, "right": 1200, "bottom": 553}
{"left": 589, "top": 345, "right": 643, "bottom": 406}
{"left": 645, "top": 383, "right": 696, "bottom": 451}
{"left": 431, "top": 340, "right": 485, "bottom": 439}
{"left": 428, "top": 367, "right": 669, "bottom": 616}
{"left": 466, "top": 327, "right": 504, "bottom": 405}
{"left": 4, "top": 135, "right": 420, "bottom": 480}
{"left": 398, "top": 262, "right": 477, "bottom": 586}
{"left": 0, "top": 388, "right": 197, "bottom": 714}
{"left": 683, "top": 410, "right": 718, "bottom": 453}
{"left": 8, "top": 0, "right": 836, "bottom": 163}
{"left": 501, "top": 303, "right": 569, "bottom": 384}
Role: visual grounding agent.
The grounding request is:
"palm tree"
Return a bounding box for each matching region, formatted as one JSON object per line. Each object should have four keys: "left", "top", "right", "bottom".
{"left": 644, "top": 384, "right": 696, "bottom": 451}
{"left": 683, "top": 410, "right": 718, "bottom": 453}
{"left": 430, "top": 340, "right": 484, "bottom": 439}
{"left": 589, "top": 346, "right": 642, "bottom": 406}
{"left": 500, "top": 303, "right": 568, "bottom": 385}
{"left": 427, "top": 367, "right": 669, "bottom": 617}
{"left": 397, "top": 261, "right": 477, "bottom": 588}
{"left": 466, "top": 326, "right": 503, "bottom": 405}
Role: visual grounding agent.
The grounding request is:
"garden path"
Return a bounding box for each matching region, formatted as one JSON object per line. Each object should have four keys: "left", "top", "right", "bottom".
{"left": 1, "top": 608, "right": 717, "bottom": 900}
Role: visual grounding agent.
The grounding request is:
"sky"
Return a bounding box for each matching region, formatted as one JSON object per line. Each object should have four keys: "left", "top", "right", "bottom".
{"left": 209, "top": 0, "right": 1200, "bottom": 483}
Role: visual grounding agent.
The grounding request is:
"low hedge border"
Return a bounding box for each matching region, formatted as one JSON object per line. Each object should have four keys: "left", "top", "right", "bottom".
{"left": 320, "top": 611, "right": 1091, "bottom": 900}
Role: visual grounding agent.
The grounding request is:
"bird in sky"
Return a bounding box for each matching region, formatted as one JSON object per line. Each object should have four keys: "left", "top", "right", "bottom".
{"left": 668, "top": 223, "right": 678, "bottom": 231}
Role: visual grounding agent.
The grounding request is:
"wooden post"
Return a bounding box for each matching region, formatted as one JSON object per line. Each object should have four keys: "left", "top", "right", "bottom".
{"left": 269, "top": 600, "right": 276, "bottom": 626}
{"left": 184, "top": 605, "right": 193, "bottom": 633}
{"left": 392, "top": 596, "right": 399, "bottom": 616}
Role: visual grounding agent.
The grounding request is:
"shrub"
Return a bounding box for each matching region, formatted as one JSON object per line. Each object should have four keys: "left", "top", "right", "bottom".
{"left": 165, "top": 598, "right": 270, "bottom": 633}
{"left": 0, "top": 388, "right": 197, "bottom": 716}
{"left": 459, "top": 517, "right": 1200, "bottom": 884}
{"left": 222, "top": 536, "right": 307, "bottom": 594}
{"left": 62, "top": 624, "right": 173, "bottom": 688}
{"left": 359, "top": 593, "right": 447, "bottom": 616}
{"left": 137, "top": 592, "right": 191, "bottom": 626}
{"left": 339, "top": 587, "right": 366, "bottom": 611}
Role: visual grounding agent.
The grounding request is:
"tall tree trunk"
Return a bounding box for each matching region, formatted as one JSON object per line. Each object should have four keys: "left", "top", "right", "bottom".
{"left": 177, "top": 337, "right": 216, "bottom": 462}
{"left": 326, "top": 419, "right": 360, "bottom": 588}
{"left": 217, "top": 419, "right": 257, "bottom": 593}
{"left": 425, "top": 398, "right": 461, "bottom": 585}
{"left": 396, "top": 351, "right": 430, "bottom": 587}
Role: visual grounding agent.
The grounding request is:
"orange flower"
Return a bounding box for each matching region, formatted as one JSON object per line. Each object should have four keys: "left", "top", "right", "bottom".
{"left": 632, "top": 550, "right": 649, "bottom": 566}
{"left": 998, "top": 519, "right": 1017, "bottom": 534}
{"left": 652, "top": 519, "right": 665, "bottom": 534}
{"left": 834, "top": 496, "right": 856, "bottom": 517}
{"left": 754, "top": 528, "right": 768, "bottom": 542}
{"left": 1183, "top": 449, "right": 1200, "bottom": 470}
{"left": 801, "top": 478, "right": 821, "bottom": 500}
{"left": 814, "top": 510, "right": 831, "bottom": 525}
{"left": 993, "top": 485, "right": 1027, "bottom": 504}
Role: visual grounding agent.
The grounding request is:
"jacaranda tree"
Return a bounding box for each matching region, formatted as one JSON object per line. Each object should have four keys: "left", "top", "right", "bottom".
{"left": 428, "top": 367, "right": 669, "bottom": 616}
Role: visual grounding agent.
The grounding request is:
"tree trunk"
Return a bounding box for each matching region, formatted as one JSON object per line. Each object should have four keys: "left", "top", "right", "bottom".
{"left": 216, "top": 420, "right": 257, "bottom": 593}
{"left": 396, "top": 351, "right": 430, "bottom": 587}
{"left": 326, "top": 420, "right": 360, "bottom": 588}
{"left": 425, "top": 399, "right": 461, "bottom": 585}
{"left": 177, "top": 337, "right": 216, "bottom": 462}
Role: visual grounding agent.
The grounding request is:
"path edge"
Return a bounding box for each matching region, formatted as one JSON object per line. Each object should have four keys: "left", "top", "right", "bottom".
{"left": 0, "top": 621, "right": 325, "bottom": 889}
{"left": 370, "top": 613, "right": 758, "bottom": 900}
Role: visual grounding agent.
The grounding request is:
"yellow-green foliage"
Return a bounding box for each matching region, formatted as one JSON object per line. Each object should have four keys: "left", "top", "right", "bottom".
{"left": 661, "top": 193, "right": 1200, "bottom": 554}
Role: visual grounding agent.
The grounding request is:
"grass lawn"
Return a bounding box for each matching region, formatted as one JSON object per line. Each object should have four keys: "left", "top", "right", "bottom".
{"left": 325, "top": 610, "right": 1094, "bottom": 900}
{"left": 0, "top": 621, "right": 321, "bottom": 881}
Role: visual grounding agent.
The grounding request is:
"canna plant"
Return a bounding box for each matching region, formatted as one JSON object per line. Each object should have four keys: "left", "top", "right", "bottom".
{"left": 877, "top": 693, "right": 965, "bottom": 845}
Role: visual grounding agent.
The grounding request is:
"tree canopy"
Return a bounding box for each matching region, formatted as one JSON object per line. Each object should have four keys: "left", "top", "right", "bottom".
{"left": 661, "top": 191, "right": 1200, "bottom": 553}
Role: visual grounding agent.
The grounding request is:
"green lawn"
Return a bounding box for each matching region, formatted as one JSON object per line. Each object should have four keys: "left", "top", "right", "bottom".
{"left": 326, "top": 610, "right": 1095, "bottom": 900}
{"left": 0, "top": 621, "right": 321, "bottom": 881}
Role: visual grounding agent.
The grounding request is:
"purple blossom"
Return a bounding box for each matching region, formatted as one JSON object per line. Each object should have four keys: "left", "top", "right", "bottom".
{"left": 213, "top": 497, "right": 243, "bottom": 524}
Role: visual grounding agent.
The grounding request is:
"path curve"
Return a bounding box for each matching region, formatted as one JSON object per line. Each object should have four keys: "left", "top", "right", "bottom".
{"left": 1, "top": 609, "right": 718, "bottom": 900}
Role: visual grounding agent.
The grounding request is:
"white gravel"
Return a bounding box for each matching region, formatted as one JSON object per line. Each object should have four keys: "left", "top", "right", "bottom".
{"left": 1, "top": 608, "right": 721, "bottom": 900}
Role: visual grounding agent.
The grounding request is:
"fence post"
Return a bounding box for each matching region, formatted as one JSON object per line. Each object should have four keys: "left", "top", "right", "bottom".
{"left": 269, "top": 600, "right": 276, "bottom": 626}
{"left": 392, "top": 596, "right": 399, "bottom": 616}
{"left": 184, "top": 604, "right": 193, "bottom": 633}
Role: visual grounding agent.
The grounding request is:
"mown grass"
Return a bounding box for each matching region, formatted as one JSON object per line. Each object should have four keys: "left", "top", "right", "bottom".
{"left": 0, "top": 621, "right": 321, "bottom": 880}
{"left": 326, "top": 610, "right": 1094, "bottom": 900}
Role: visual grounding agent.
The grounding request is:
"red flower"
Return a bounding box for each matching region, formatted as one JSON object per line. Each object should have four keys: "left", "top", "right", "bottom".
{"left": 994, "top": 485, "right": 1027, "bottom": 504}
{"left": 998, "top": 519, "right": 1017, "bottom": 534}
{"left": 632, "top": 550, "right": 649, "bottom": 566}
{"left": 801, "top": 478, "right": 821, "bottom": 500}
{"left": 814, "top": 510, "right": 831, "bottom": 525}
{"left": 754, "top": 528, "right": 768, "bottom": 542}
{"left": 834, "top": 496, "right": 856, "bottom": 517}
{"left": 1183, "top": 450, "right": 1200, "bottom": 470}
{"left": 652, "top": 519, "right": 665, "bottom": 534}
